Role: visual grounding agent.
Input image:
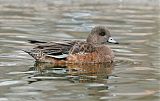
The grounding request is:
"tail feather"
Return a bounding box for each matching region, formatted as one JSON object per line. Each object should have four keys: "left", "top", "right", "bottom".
{"left": 22, "top": 49, "right": 31, "bottom": 54}
{"left": 28, "top": 40, "right": 46, "bottom": 44}
{"left": 23, "top": 49, "right": 37, "bottom": 60}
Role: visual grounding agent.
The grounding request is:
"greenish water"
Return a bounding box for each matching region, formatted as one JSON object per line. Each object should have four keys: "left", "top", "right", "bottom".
{"left": 0, "top": 1, "right": 159, "bottom": 101}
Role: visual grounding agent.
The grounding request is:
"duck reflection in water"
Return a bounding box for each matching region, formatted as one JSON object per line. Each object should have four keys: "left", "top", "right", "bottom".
{"left": 28, "top": 62, "right": 114, "bottom": 83}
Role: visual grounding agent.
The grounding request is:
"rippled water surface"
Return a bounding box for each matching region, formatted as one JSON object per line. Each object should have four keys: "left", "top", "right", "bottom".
{"left": 0, "top": 0, "right": 159, "bottom": 101}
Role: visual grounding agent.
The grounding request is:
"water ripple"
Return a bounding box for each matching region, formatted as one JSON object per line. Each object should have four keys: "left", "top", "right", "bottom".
{"left": 0, "top": 1, "right": 159, "bottom": 101}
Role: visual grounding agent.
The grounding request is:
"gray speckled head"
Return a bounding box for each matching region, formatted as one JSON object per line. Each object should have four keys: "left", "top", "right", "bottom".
{"left": 87, "top": 26, "right": 118, "bottom": 44}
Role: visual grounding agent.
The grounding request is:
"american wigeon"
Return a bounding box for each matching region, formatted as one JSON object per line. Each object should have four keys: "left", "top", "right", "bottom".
{"left": 24, "top": 26, "right": 118, "bottom": 64}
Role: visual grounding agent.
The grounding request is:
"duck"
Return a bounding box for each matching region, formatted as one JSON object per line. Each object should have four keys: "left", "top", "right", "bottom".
{"left": 24, "top": 26, "right": 118, "bottom": 64}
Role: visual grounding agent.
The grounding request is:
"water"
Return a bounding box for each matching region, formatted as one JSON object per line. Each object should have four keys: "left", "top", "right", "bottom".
{"left": 0, "top": 0, "right": 159, "bottom": 101}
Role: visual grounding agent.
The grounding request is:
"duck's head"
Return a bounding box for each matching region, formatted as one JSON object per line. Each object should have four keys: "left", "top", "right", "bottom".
{"left": 87, "top": 26, "right": 119, "bottom": 44}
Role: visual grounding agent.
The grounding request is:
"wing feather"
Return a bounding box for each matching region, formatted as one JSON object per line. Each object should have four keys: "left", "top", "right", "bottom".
{"left": 27, "top": 40, "right": 78, "bottom": 60}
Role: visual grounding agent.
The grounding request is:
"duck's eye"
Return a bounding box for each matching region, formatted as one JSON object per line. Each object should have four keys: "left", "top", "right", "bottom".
{"left": 99, "top": 32, "right": 106, "bottom": 36}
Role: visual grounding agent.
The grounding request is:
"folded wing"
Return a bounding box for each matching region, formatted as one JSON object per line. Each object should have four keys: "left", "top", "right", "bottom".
{"left": 25, "top": 40, "right": 78, "bottom": 60}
